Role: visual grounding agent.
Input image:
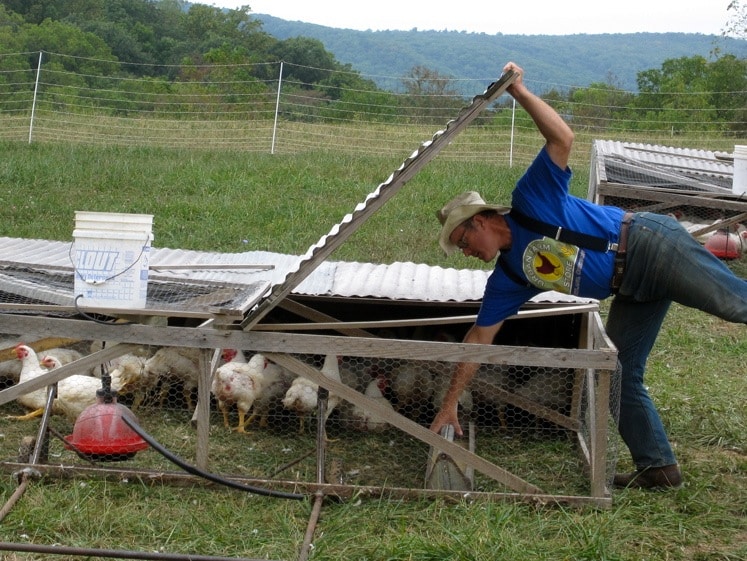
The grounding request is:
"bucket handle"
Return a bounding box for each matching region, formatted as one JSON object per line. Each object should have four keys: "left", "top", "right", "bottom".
{"left": 68, "top": 235, "right": 150, "bottom": 285}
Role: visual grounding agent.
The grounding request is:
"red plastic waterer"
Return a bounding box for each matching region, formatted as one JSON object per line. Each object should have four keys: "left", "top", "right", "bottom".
{"left": 705, "top": 229, "right": 743, "bottom": 260}
{"left": 65, "top": 392, "right": 148, "bottom": 462}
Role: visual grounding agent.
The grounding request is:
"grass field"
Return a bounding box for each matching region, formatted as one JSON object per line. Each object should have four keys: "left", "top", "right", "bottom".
{"left": 0, "top": 141, "right": 745, "bottom": 561}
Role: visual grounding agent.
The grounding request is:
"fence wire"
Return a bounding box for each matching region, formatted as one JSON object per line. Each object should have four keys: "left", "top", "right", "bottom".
{"left": 1, "top": 51, "right": 744, "bottom": 166}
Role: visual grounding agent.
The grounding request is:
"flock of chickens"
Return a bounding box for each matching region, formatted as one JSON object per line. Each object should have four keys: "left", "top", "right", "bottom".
{"left": 2, "top": 342, "right": 400, "bottom": 435}
{"left": 3, "top": 339, "right": 573, "bottom": 441}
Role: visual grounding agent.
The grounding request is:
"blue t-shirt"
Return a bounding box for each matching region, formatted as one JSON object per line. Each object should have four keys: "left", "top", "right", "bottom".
{"left": 476, "top": 147, "right": 626, "bottom": 327}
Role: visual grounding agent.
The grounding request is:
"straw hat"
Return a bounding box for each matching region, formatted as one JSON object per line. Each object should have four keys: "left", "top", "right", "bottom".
{"left": 436, "top": 191, "right": 510, "bottom": 254}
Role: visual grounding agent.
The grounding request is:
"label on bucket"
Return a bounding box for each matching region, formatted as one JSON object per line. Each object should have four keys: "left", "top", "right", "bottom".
{"left": 77, "top": 249, "right": 121, "bottom": 280}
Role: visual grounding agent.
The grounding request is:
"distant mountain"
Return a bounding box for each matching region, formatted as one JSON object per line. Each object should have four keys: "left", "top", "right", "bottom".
{"left": 255, "top": 14, "right": 747, "bottom": 93}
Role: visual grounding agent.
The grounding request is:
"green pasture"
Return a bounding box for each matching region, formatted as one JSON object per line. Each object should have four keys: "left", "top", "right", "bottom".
{"left": 0, "top": 141, "right": 744, "bottom": 561}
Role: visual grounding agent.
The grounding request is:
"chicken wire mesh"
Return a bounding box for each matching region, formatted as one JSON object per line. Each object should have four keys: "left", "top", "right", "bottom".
{"left": 596, "top": 185, "right": 747, "bottom": 256}
{"left": 0, "top": 232, "right": 619, "bottom": 502}
{"left": 591, "top": 142, "right": 747, "bottom": 259}
{"left": 0, "top": 262, "right": 269, "bottom": 316}
{"left": 1, "top": 330, "right": 621, "bottom": 500}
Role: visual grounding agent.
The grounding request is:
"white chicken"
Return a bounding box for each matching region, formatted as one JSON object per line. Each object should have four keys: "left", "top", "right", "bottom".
{"left": 219, "top": 348, "right": 246, "bottom": 365}
{"left": 39, "top": 347, "right": 86, "bottom": 367}
{"left": 7, "top": 344, "right": 126, "bottom": 423}
{"left": 7, "top": 344, "right": 55, "bottom": 420}
{"left": 1, "top": 346, "right": 90, "bottom": 384}
{"left": 244, "top": 354, "right": 294, "bottom": 429}
{"left": 282, "top": 354, "right": 342, "bottom": 435}
{"left": 143, "top": 346, "right": 201, "bottom": 409}
{"left": 211, "top": 350, "right": 266, "bottom": 433}
{"left": 88, "top": 340, "right": 155, "bottom": 377}
{"left": 343, "top": 370, "right": 395, "bottom": 433}
{"left": 107, "top": 354, "right": 153, "bottom": 410}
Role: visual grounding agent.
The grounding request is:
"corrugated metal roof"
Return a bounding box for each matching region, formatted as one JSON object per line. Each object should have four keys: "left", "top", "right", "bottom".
{"left": 149, "top": 245, "right": 495, "bottom": 303}
{"left": 0, "top": 237, "right": 591, "bottom": 306}
{"left": 592, "top": 140, "right": 734, "bottom": 191}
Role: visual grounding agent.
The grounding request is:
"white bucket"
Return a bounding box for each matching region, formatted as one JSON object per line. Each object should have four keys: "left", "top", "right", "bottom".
{"left": 734, "top": 145, "right": 747, "bottom": 196}
{"left": 73, "top": 212, "right": 154, "bottom": 309}
{"left": 74, "top": 210, "right": 154, "bottom": 233}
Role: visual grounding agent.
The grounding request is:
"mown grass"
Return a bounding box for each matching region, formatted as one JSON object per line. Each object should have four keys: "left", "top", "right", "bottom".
{"left": 0, "top": 141, "right": 745, "bottom": 561}
{"left": 0, "top": 140, "right": 532, "bottom": 269}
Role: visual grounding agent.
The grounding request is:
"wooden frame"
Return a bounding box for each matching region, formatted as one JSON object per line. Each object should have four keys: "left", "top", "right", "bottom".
{"left": 0, "top": 302, "right": 618, "bottom": 508}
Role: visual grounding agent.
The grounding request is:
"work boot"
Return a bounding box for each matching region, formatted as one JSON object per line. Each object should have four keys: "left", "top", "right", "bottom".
{"left": 613, "top": 464, "right": 682, "bottom": 490}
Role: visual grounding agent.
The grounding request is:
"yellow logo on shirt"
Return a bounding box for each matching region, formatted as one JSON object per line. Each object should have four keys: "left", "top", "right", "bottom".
{"left": 522, "top": 238, "right": 580, "bottom": 293}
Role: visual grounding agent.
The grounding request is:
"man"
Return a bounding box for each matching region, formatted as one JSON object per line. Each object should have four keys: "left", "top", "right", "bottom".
{"left": 429, "top": 61, "right": 747, "bottom": 490}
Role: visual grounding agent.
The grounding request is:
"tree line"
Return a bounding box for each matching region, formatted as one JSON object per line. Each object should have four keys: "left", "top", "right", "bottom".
{"left": 0, "top": 0, "right": 745, "bottom": 135}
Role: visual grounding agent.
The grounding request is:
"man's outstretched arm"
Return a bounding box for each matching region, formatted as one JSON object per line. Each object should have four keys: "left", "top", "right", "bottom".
{"left": 503, "top": 61, "right": 574, "bottom": 169}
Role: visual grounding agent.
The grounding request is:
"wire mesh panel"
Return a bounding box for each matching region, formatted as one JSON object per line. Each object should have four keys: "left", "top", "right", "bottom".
{"left": 590, "top": 141, "right": 747, "bottom": 259}
{"left": 0, "top": 263, "right": 269, "bottom": 318}
{"left": 1, "top": 325, "right": 620, "bottom": 503}
{"left": 0, "top": 230, "right": 619, "bottom": 504}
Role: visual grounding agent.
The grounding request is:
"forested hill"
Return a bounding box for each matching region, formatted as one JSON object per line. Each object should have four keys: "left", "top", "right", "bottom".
{"left": 255, "top": 14, "right": 747, "bottom": 93}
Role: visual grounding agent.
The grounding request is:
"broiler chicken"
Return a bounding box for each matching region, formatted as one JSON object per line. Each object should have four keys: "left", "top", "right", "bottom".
{"left": 7, "top": 344, "right": 125, "bottom": 423}
{"left": 281, "top": 354, "right": 341, "bottom": 435}
{"left": 39, "top": 347, "right": 86, "bottom": 368}
{"left": 89, "top": 340, "right": 155, "bottom": 377}
{"left": 107, "top": 354, "right": 152, "bottom": 410}
{"left": 211, "top": 350, "right": 266, "bottom": 433}
{"left": 1, "top": 346, "right": 90, "bottom": 384}
{"left": 343, "top": 370, "right": 395, "bottom": 433}
{"left": 244, "top": 353, "right": 294, "bottom": 429}
{"left": 7, "top": 344, "right": 55, "bottom": 421}
{"left": 144, "top": 346, "right": 201, "bottom": 409}
{"left": 220, "top": 348, "right": 246, "bottom": 365}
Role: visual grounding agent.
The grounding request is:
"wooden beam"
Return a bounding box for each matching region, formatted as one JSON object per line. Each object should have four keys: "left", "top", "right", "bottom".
{"left": 277, "top": 298, "right": 374, "bottom": 337}
{"left": 255, "top": 304, "right": 599, "bottom": 332}
{"left": 265, "top": 352, "right": 544, "bottom": 495}
{"left": 0, "top": 313, "right": 619, "bottom": 371}
{"left": 598, "top": 181, "right": 747, "bottom": 212}
{"left": 0, "top": 462, "right": 612, "bottom": 507}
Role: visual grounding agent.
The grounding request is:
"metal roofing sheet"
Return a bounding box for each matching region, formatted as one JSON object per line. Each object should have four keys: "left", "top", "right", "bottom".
{"left": 592, "top": 140, "right": 735, "bottom": 191}
{"left": 593, "top": 140, "right": 734, "bottom": 178}
{"left": 0, "top": 237, "right": 591, "bottom": 306}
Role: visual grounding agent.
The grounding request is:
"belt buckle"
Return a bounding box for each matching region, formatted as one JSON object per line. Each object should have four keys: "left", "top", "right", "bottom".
{"left": 611, "top": 254, "right": 626, "bottom": 293}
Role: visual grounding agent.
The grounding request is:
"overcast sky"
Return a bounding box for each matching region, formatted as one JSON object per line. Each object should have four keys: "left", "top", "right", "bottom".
{"left": 210, "top": 0, "right": 732, "bottom": 36}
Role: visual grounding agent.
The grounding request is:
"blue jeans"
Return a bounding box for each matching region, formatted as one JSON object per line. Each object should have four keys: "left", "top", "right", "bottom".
{"left": 605, "top": 212, "right": 747, "bottom": 469}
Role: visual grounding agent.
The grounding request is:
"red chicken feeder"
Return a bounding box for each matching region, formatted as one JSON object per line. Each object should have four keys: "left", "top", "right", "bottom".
{"left": 705, "top": 230, "right": 743, "bottom": 260}
{"left": 65, "top": 399, "right": 148, "bottom": 462}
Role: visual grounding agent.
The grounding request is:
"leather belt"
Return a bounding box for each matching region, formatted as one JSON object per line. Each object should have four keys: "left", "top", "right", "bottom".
{"left": 611, "top": 212, "right": 634, "bottom": 294}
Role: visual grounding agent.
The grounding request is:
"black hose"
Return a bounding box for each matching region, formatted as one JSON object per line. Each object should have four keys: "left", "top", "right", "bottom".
{"left": 73, "top": 294, "right": 135, "bottom": 325}
{"left": 0, "top": 541, "right": 276, "bottom": 561}
{"left": 121, "top": 416, "right": 305, "bottom": 501}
